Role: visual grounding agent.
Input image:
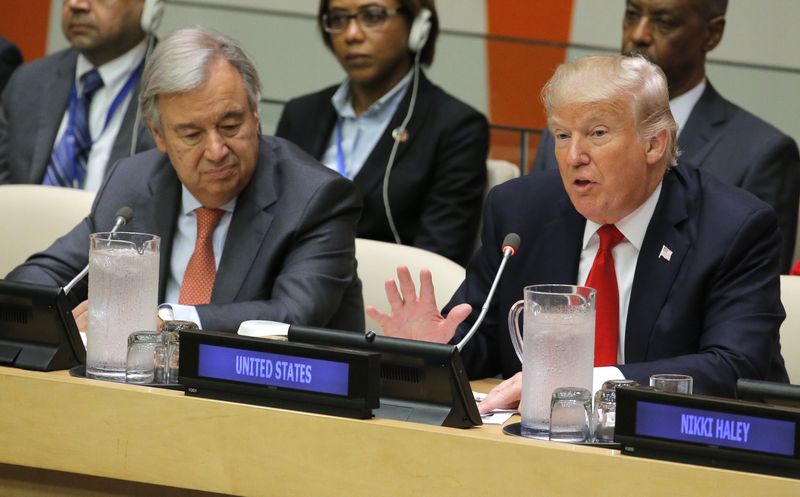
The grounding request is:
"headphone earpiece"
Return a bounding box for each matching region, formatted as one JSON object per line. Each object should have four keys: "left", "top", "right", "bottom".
{"left": 140, "top": 0, "right": 165, "bottom": 34}
{"left": 407, "top": 8, "right": 432, "bottom": 54}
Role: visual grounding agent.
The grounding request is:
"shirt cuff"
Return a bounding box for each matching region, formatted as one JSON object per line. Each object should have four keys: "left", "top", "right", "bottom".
{"left": 592, "top": 366, "right": 625, "bottom": 395}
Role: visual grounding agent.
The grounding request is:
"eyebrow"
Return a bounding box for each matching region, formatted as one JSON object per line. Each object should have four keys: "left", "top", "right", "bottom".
{"left": 171, "top": 110, "right": 247, "bottom": 133}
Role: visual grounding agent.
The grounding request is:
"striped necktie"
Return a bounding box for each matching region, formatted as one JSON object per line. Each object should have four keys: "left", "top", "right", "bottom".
{"left": 43, "top": 69, "right": 104, "bottom": 188}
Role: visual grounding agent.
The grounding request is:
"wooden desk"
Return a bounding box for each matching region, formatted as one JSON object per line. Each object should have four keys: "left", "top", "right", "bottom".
{"left": 0, "top": 366, "right": 797, "bottom": 496}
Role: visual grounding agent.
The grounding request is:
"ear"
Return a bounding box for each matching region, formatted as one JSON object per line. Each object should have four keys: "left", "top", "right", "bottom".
{"left": 645, "top": 129, "right": 669, "bottom": 167}
{"left": 150, "top": 125, "right": 168, "bottom": 153}
{"left": 704, "top": 16, "right": 725, "bottom": 53}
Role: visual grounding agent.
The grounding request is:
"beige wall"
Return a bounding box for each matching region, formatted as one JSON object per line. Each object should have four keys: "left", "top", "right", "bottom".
{"left": 46, "top": 0, "right": 799, "bottom": 145}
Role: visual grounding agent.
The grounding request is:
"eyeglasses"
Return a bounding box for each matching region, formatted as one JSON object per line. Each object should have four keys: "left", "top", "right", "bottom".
{"left": 322, "top": 5, "right": 401, "bottom": 33}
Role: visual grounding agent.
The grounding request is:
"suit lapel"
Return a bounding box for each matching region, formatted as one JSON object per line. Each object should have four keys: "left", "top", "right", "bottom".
{"left": 108, "top": 82, "right": 152, "bottom": 170}
{"left": 352, "top": 72, "right": 434, "bottom": 196}
{"left": 625, "top": 168, "right": 691, "bottom": 361}
{"left": 677, "top": 83, "right": 728, "bottom": 167}
{"left": 212, "top": 137, "right": 278, "bottom": 303}
{"left": 31, "top": 51, "right": 76, "bottom": 182}
{"left": 306, "top": 91, "right": 338, "bottom": 160}
{"left": 143, "top": 155, "right": 182, "bottom": 301}
{"left": 525, "top": 195, "right": 585, "bottom": 285}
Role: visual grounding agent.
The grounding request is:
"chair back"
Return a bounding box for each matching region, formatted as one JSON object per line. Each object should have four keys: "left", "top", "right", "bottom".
{"left": 355, "top": 238, "right": 465, "bottom": 333}
{"left": 780, "top": 275, "right": 800, "bottom": 382}
{"left": 0, "top": 185, "right": 95, "bottom": 276}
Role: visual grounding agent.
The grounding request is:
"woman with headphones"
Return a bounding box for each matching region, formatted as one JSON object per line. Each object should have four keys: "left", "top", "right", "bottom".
{"left": 276, "top": 0, "right": 488, "bottom": 266}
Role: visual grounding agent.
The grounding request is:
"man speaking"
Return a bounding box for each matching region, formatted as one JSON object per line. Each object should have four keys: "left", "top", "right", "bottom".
{"left": 370, "top": 55, "right": 788, "bottom": 406}
{"left": 6, "top": 27, "right": 364, "bottom": 333}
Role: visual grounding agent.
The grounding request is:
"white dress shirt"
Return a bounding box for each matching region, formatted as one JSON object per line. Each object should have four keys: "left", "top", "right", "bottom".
{"left": 163, "top": 187, "right": 237, "bottom": 328}
{"left": 580, "top": 182, "right": 663, "bottom": 392}
{"left": 669, "top": 79, "right": 706, "bottom": 138}
{"left": 53, "top": 40, "right": 148, "bottom": 191}
{"left": 320, "top": 70, "right": 412, "bottom": 179}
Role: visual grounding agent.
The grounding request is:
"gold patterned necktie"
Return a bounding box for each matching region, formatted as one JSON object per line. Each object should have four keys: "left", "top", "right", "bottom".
{"left": 178, "top": 207, "right": 225, "bottom": 305}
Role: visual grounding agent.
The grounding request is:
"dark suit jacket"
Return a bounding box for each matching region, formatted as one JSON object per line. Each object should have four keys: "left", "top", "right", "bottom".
{"left": 7, "top": 136, "right": 365, "bottom": 333}
{"left": 0, "top": 47, "right": 155, "bottom": 185}
{"left": 0, "top": 37, "right": 22, "bottom": 94}
{"left": 275, "top": 72, "right": 488, "bottom": 266}
{"left": 446, "top": 164, "right": 788, "bottom": 397}
{"left": 533, "top": 82, "right": 800, "bottom": 272}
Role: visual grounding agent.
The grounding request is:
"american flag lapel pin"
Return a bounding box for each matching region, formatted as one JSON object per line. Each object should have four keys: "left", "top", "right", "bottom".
{"left": 659, "top": 245, "right": 673, "bottom": 262}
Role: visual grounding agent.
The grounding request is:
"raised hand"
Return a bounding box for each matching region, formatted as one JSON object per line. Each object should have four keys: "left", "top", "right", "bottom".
{"left": 366, "top": 265, "right": 472, "bottom": 344}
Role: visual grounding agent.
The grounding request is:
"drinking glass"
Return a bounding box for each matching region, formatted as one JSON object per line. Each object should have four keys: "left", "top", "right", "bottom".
{"left": 650, "top": 374, "right": 693, "bottom": 394}
{"left": 126, "top": 330, "right": 164, "bottom": 384}
{"left": 549, "top": 387, "right": 592, "bottom": 443}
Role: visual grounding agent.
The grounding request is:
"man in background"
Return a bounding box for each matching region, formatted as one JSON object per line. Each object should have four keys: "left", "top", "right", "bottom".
{"left": 7, "top": 27, "right": 364, "bottom": 334}
{"left": 533, "top": 0, "right": 800, "bottom": 272}
{"left": 0, "top": 0, "right": 160, "bottom": 190}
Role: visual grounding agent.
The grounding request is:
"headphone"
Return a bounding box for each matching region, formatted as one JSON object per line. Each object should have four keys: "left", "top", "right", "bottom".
{"left": 407, "top": 8, "right": 432, "bottom": 53}
{"left": 140, "top": 0, "right": 165, "bottom": 34}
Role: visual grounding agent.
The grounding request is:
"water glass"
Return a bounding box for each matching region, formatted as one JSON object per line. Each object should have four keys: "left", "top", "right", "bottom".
{"left": 650, "top": 374, "right": 693, "bottom": 394}
{"left": 594, "top": 379, "right": 640, "bottom": 442}
{"left": 126, "top": 331, "right": 164, "bottom": 384}
{"left": 549, "top": 387, "right": 592, "bottom": 443}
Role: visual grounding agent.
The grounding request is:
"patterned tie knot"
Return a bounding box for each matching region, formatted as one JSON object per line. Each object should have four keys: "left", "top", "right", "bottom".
{"left": 195, "top": 208, "right": 225, "bottom": 240}
{"left": 80, "top": 69, "right": 104, "bottom": 100}
{"left": 598, "top": 224, "right": 624, "bottom": 251}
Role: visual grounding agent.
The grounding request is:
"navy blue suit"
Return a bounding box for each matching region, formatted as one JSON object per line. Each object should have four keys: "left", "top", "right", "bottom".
{"left": 447, "top": 164, "right": 788, "bottom": 397}
{"left": 533, "top": 82, "right": 800, "bottom": 273}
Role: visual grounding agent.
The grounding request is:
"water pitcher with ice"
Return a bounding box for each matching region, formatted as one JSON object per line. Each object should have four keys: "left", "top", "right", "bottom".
{"left": 87, "top": 232, "right": 160, "bottom": 381}
{"left": 507, "top": 285, "right": 595, "bottom": 439}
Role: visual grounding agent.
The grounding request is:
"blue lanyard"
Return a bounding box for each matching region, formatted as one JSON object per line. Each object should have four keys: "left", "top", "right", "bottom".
{"left": 66, "top": 57, "right": 145, "bottom": 143}
{"left": 335, "top": 119, "right": 348, "bottom": 177}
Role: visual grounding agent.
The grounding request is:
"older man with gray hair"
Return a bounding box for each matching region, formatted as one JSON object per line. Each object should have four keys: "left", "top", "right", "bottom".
{"left": 7, "top": 27, "right": 365, "bottom": 333}
{"left": 371, "top": 55, "right": 788, "bottom": 409}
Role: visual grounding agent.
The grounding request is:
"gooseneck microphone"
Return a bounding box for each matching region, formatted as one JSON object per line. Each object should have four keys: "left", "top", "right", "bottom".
{"left": 456, "top": 233, "right": 520, "bottom": 351}
{"left": 63, "top": 207, "right": 135, "bottom": 295}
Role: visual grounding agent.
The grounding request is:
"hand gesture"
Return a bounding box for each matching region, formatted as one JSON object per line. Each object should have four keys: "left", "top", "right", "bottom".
{"left": 366, "top": 266, "right": 472, "bottom": 344}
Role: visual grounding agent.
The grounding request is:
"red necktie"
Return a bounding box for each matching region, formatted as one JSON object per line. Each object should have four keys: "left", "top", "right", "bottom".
{"left": 179, "top": 208, "right": 225, "bottom": 305}
{"left": 586, "top": 224, "right": 625, "bottom": 366}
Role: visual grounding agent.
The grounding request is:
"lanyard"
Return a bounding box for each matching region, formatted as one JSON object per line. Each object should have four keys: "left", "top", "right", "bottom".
{"left": 66, "top": 57, "right": 145, "bottom": 143}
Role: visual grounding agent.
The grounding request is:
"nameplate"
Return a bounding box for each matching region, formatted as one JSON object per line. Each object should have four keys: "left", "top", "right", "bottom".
{"left": 615, "top": 387, "right": 800, "bottom": 479}
{"left": 180, "top": 330, "right": 380, "bottom": 419}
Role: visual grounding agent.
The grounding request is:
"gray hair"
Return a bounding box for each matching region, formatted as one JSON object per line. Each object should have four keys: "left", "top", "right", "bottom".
{"left": 139, "top": 27, "right": 262, "bottom": 131}
{"left": 542, "top": 54, "right": 679, "bottom": 168}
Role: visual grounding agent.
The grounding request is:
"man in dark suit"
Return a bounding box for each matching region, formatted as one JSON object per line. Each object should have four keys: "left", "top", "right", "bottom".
{"left": 0, "top": 37, "right": 23, "bottom": 93}
{"left": 533, "top": 0, "right": 800, "bottom": 273}
{"left": 7, "top": 27, "right": 364, "bottom": 333}
{"left": 276, "top": 0, "right": 487, "bottom": 266}
{"left": 0, "top": 0, "right": 158, "bottom": 189}
{"left": 370, "top": 55, "right": 787, "bottom": 409}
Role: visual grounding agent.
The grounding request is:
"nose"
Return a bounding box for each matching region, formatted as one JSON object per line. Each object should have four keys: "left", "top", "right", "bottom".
{"left": 64, "top": 0, "right": 90, "bottom": 10}
{"left": 343, "top": 16, "right": 366, "bottom": 42}
{"left": 566, "top": 136, "right": 590, "bottom": 167}
{"left": 629, "top": 17, "right": 653, "bottom": 46}
{"left": 204, "top": 132, "right": 230, "bottom": 163}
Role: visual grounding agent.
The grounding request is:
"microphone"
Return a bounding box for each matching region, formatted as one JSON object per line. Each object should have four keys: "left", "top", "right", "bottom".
{"left": 456, "top": 233, "right": 520, "bottom": 351}
{"left": 63, "top": 207, "right": 134, "bottom": 295}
